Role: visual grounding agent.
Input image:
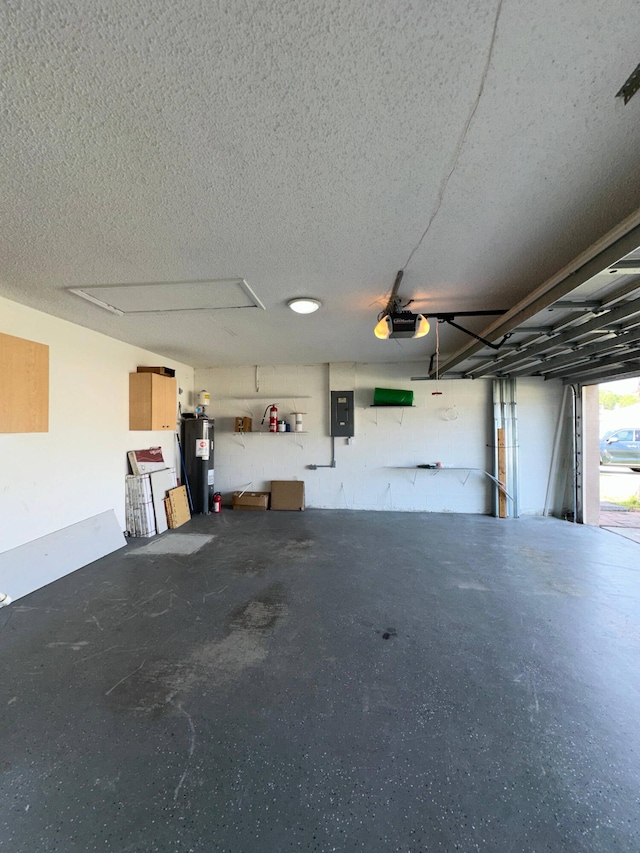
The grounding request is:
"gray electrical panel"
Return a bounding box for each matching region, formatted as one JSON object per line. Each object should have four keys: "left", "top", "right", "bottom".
{"left": 330, "top": 391, "right": 354, "bottom": 437}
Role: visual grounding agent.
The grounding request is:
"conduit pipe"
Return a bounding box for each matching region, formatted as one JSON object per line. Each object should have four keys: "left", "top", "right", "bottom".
{"left": 308, "top": 437, "right": 336, "bottom": 470}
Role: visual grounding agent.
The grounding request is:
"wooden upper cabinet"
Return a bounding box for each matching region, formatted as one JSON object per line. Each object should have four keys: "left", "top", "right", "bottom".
{"left": 0, "top": 332, "right": 49, "bottom": 433}
{"left": 129, "top": 372, "right": 176, "bottom": 431}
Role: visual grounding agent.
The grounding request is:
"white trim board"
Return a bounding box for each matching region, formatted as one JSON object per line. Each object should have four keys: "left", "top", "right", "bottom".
{"left": 0, "top": 511, "right": 126, "bottom": 602}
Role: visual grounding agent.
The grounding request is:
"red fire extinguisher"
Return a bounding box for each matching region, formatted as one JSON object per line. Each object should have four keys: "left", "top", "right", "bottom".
{"left": 213, "top": 492, "right": 222, "bottom": 513}
{"left": 262, "top": 403, "right": 278, "bottom": 433}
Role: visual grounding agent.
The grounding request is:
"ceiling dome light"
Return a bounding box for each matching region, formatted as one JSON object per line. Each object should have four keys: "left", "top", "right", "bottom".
{"left": 288, "top": 298, "right": 321, "bottom": 314}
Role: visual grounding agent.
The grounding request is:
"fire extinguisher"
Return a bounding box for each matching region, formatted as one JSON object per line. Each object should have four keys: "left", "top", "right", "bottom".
{"left": 262, "top": 404, "right": 278, "bottom": 433}
{"left": 212, "top": 492, "right": 222, "bottom": 513}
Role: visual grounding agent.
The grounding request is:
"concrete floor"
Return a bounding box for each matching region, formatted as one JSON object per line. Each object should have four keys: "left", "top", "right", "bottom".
{"left": 1, "top": 510, "right": 640, "bottom": 852}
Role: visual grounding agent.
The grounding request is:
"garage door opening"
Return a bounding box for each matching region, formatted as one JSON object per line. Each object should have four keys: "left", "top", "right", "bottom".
{"left": 598, "top": 375, "right": 640, "bottom": 540}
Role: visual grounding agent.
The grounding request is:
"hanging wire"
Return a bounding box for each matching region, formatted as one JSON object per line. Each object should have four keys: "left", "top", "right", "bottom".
{"left": 432, "top": 321, "right": 443, "bottom": 396}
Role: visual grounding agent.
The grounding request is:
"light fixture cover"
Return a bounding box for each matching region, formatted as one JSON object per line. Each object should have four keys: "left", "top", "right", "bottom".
{"left": 414, "top": 315, "right": 430, "bottom": 339}
{"left": 374, "top": 315, "right": 391, "bottom": 339}
{"left": 288, "top": 298, "right": 321, "bottom": 314}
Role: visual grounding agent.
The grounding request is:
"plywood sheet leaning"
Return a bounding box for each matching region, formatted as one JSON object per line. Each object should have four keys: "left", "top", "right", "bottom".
{"left": 497, "top": 427, "right": 507, "bottom": 519}
{"left": 165, "top": 486, "right": 191, "bottom": 528}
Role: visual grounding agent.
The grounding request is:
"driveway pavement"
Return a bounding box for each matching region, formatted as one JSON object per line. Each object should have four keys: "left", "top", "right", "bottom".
{"left": 599, "top": 502, "right": 640, "bottom": 544}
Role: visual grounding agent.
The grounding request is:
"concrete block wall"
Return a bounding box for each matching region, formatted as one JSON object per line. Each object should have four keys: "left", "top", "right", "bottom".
{"left": 195, "top": 363, "right": 563, "bottom": 514}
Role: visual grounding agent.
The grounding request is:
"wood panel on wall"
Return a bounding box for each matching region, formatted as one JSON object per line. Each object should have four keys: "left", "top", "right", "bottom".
{"left": 0, "top": 331, "right": 49, "bottom": 433}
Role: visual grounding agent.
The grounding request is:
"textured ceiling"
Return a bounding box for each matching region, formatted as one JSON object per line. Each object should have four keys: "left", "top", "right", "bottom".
{"left": 1, "top": 0, "right": 640, "bottom": 368}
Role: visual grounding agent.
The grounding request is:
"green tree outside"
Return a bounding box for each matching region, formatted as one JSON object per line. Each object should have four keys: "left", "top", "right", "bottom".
{"left": 599, "top": 391, "right": 639, "bottom": 410}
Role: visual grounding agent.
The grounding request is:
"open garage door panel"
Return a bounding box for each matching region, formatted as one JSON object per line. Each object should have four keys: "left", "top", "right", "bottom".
{"left": 422, "top": 208, "right": 640, "bottom": 388}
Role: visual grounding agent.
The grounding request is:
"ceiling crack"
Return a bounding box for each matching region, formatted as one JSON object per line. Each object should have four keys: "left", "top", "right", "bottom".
{"left": 402, "top": 0, "right": 505, "bottom": 273}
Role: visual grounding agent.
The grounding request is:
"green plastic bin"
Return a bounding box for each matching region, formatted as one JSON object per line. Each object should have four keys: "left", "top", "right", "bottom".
{"left": 373, "top": 387, "right": 414, "bottom": 406}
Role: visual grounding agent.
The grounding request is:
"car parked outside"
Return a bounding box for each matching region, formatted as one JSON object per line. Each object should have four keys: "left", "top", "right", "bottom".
{"left": 600, "top": 428, "right": 640, "bottom": 471}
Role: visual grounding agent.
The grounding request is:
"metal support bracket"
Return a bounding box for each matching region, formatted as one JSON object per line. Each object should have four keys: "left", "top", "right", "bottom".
{"left": 440, "top": 317, "right": 513, "bottom": 350}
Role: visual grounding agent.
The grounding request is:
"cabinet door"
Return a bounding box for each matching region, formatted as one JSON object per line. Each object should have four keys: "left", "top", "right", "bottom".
{"left": 129, "top": 372, "right": 153, "bottom": 430}
{"left": 130, "top": 372, "right": 176, "bottom": 430}
{"left": 162, "top": 376, "right": 177, "bottom": 430}
{"left": 150, "top": 374, "right": 176, "bottom": 430}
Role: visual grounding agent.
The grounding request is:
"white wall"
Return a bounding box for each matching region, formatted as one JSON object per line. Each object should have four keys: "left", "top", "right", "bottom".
{"left": 197, "top": 363, "right": 564, "bottom": 515}
{"left": 0, "top": 296, "right": 194, "bottom": 554}
{"left": 0, "top": 298, "right": 562, "bottom": 558}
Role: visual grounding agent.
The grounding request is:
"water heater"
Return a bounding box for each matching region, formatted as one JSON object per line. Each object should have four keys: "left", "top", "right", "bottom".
{"left": 181, "top": 417, "right": 215, "bottom": 514}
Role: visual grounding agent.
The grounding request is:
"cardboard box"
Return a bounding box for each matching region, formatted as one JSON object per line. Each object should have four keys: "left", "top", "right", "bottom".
{"left": 128, "top": 447, "right": 167, "bottom": 476}
{"left": 235, "top": 416, "right": 252, "bottom": 433}
{"left": 136, "top": 366, "right": 176, "bottom": 377}
{"left": 232, "top": 491, "right": 270, "bottom": 511}
{"left": 270, "top": 480, "right": 305, "bottom": 511}
{"left": 165, "top": 485, "right": 191, "bottom": 528}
